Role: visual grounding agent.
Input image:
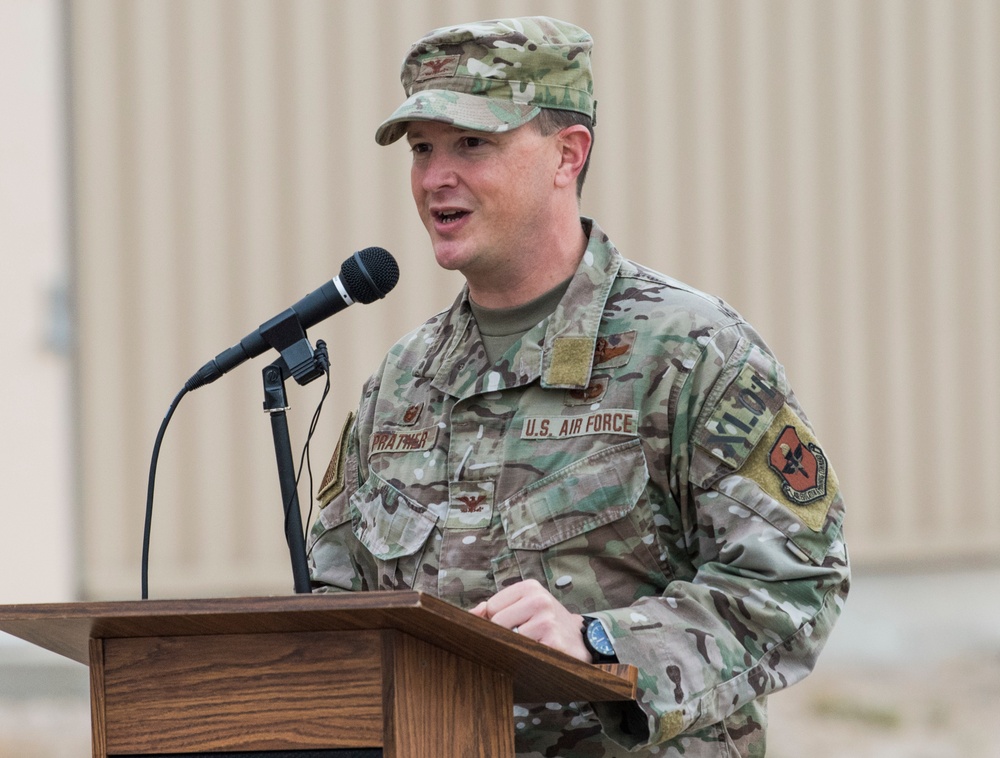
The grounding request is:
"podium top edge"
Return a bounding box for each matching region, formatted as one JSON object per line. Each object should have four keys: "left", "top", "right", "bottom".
{"left": 0, "top": 591, "right": 428, "bottom": 618}
{"left": 0, "top": 592, "right": 636, "bottom": 702}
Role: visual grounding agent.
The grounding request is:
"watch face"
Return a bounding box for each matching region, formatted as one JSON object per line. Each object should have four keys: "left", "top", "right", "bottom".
{"left": 586, "top": 618, "right": 616, "bottom": 657}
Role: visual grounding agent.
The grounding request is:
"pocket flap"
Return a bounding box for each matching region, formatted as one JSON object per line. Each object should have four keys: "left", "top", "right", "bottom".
{"left": 351, "top": 474, "right": 438, "bottom": 561}
{"left": 502, "top": 440, "right": 649, "bottom": 550}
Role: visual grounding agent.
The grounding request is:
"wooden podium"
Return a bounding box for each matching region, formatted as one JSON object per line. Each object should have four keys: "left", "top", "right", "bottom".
{"left": 0, "top": 592, "right": 636, "bottom": 757}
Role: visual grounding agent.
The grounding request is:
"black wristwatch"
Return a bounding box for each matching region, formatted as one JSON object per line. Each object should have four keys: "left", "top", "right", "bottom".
{"left": 581, "top": 616, "right": 618, "bottom": 663}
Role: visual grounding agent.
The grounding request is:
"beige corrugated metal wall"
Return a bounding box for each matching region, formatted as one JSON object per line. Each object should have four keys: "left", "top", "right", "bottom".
{"left": 69, "top": 0, "right": 999, "bottom": 600}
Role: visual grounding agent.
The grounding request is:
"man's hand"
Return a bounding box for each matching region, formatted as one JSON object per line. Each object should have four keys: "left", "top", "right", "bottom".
{"left": 470, "top": 579, "right": 591, "bottom": 662}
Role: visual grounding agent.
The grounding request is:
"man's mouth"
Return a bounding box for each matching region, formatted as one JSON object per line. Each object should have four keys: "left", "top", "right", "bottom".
{"left": 434, "top": 209, "right": 470, "bottom": 225}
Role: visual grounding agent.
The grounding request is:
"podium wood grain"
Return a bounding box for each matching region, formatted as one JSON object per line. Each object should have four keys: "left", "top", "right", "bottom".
{"left": 0, "top": 592, "right": 636, "bottom": 757}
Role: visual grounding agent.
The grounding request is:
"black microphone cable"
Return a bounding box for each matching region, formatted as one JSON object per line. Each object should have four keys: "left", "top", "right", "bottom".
{"left": 141, "top": 363, "right": 332, "bottom": 601}
{"left": 139, "top": 247, "right": 397, "bottom": 599}
{"left": 285, "top": 340, "right": 331, "bottom": 551}
{"left": 142, "top": 385, "right": 188, "bottom": 600}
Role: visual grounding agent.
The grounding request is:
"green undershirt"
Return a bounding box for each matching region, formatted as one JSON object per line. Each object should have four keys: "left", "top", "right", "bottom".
{"left": 469, "top": 276, "right": 573, "bottom": 364}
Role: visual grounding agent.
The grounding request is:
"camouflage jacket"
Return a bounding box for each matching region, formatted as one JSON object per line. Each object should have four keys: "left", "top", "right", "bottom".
{"left": 308, "top": 218, "right": 850, "bottom": 757}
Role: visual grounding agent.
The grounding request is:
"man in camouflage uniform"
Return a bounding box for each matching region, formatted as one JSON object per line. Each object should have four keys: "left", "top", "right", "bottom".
{"left": 308, "top": 16, "right": 849, "bottom": 757}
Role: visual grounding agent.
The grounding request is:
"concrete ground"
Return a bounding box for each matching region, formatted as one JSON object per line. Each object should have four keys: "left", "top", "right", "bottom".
{"left": 0, "top": 639, "right": 89, "bottom": 758}
{"left": 2, "top": 567, "right": 999, "bottom": 756}
{"left": 768, "top": 566, "right": 1000, "bottom": 758}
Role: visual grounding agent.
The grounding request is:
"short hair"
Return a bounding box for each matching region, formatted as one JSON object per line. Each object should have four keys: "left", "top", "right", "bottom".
{"left": 532, "top": 109, "right": 595, "bottom": 199}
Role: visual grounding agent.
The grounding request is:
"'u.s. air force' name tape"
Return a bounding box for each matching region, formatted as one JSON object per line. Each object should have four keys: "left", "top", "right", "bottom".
{"left": 521, "top": 410, "right": 639, "bottom": 440}
{"left": 369, "top": 410, "right": 640, "bottom": 453}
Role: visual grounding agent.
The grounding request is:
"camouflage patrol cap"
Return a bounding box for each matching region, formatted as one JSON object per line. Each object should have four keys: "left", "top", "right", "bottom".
{"left": 375, "top": 16, "right": 595, "bottom": 146}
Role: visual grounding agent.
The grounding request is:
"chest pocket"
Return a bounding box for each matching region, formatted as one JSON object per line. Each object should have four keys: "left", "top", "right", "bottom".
{"left": 500, "top": 439, "right": 671, "bottom": 611}
{"left": 351, "top": 472, "right": 438, "bottom": 590}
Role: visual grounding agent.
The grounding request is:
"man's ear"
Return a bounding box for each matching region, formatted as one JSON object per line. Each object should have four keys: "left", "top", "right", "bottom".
{"left": 553, "top": 125, "right": 592, "bottom": 190}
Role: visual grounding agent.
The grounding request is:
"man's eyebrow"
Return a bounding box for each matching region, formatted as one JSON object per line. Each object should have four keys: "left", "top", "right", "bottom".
{"left": 406, "top": 128, "right": 434, "bottom": 143}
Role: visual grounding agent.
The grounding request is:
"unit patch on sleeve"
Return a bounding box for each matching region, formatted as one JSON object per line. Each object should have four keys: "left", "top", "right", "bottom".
{"left": 768, "top": 425, "right": 828, "bottom": 504}
{"left": 695, "top": 359, "right": 786, "bottom": 469}
{"left": 741, "top": 404, "right": 840, "bottom": 531}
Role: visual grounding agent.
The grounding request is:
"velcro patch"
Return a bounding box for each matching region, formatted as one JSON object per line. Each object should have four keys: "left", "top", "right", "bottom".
{"left": 416, "top": 55, "right": 460, "bottom": 82}
{"left": 446, "top": 480, "right": 495, "bottom": 530}
{"left": 521, "top": 410, "right": 638, "bottom": 440}
{"left": 544, "top": 336, "right": 593, "bottom": 387}
{"left": 742, "top": 405, "right": 839, "bottom": 531}
{"left": 695, "top": 360, "right": 786, "bottom": 470}
{"left": 318, "top": 411, "right": 354, "bottom": 507}
{"left": 566, "top": 376, "right": 608, "bottom": 406}
{"left": 593, "top": 331, "right": 636, "bottom": 368}
{"left": 401, "top": 402, "right": 423, "bottom": 426}
{"left": 370, "top": 426, "right": 438, "bottom": 455}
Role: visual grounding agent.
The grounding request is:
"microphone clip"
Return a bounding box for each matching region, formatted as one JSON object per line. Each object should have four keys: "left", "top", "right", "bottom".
{"left": 259, "top": 309, "right": 327, "bottom": 388}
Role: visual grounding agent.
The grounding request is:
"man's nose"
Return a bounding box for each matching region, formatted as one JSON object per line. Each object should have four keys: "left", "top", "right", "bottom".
{"left": 419, "top": 151, "right": 459, "bottom": 191}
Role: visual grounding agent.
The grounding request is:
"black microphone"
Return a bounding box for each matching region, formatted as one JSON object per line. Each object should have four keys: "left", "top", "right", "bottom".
{"left": 185, "top": 246, "right": 398, "bottom": 391}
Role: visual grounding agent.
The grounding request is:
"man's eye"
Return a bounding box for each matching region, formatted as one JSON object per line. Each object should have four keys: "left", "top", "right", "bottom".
{"left": 462, "top": 136, "right": 487, "bottom": 148}
{"left": 409, "top": 142, "right": 431, "bottom": 154}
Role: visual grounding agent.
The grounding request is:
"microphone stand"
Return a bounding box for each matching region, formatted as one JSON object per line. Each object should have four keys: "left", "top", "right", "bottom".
{"left": 259, "top": 310, "right": 330, "bottom": 594}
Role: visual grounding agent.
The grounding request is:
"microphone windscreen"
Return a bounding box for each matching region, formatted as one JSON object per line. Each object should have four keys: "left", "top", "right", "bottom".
{"left": 341, "top": 247, "right": 399, "bottom": 303}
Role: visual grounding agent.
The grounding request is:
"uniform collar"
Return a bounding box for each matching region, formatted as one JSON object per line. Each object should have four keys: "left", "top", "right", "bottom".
{"left": 416, "top": 217, "right": 622, "bottom": 397}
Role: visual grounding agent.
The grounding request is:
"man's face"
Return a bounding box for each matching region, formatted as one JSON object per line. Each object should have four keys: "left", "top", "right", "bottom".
{"left": 406, "top": 120, "right": 561, "bottom": 284}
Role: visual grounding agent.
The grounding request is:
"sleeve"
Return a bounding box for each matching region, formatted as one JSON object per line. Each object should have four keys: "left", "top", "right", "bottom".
{"left": 306, "top": 411, "right": 365, "bottom": 592}
{"left": 307, "top": 375, "right": 380, "bottom": 593}
{"left": 589, "top": 329, "right": 850, "bottom": 748}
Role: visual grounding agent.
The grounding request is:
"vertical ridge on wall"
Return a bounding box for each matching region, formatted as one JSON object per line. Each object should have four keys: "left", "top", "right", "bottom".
{"left": 829, "top": 0, "right": 871, "bottom": 548}
{"left": 181, "top": 0, "right": 230, "bottom": 574}
{"left": 132, "top": 0, "right": 183, "bottom": 567}
{"left": 872, "top": 0, "right": 917, "bottom": 548}
{"left": 73, "top": 0, "right": 127, "bottom": 595}
{"left": 924, "top": 0, "right": 961, "bottom": 546}
{"left": 973, "top": 0, "right": 1000, "bottom": 537}
{"left": 733, "top": 1, "right": 773, "bottom": 334}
